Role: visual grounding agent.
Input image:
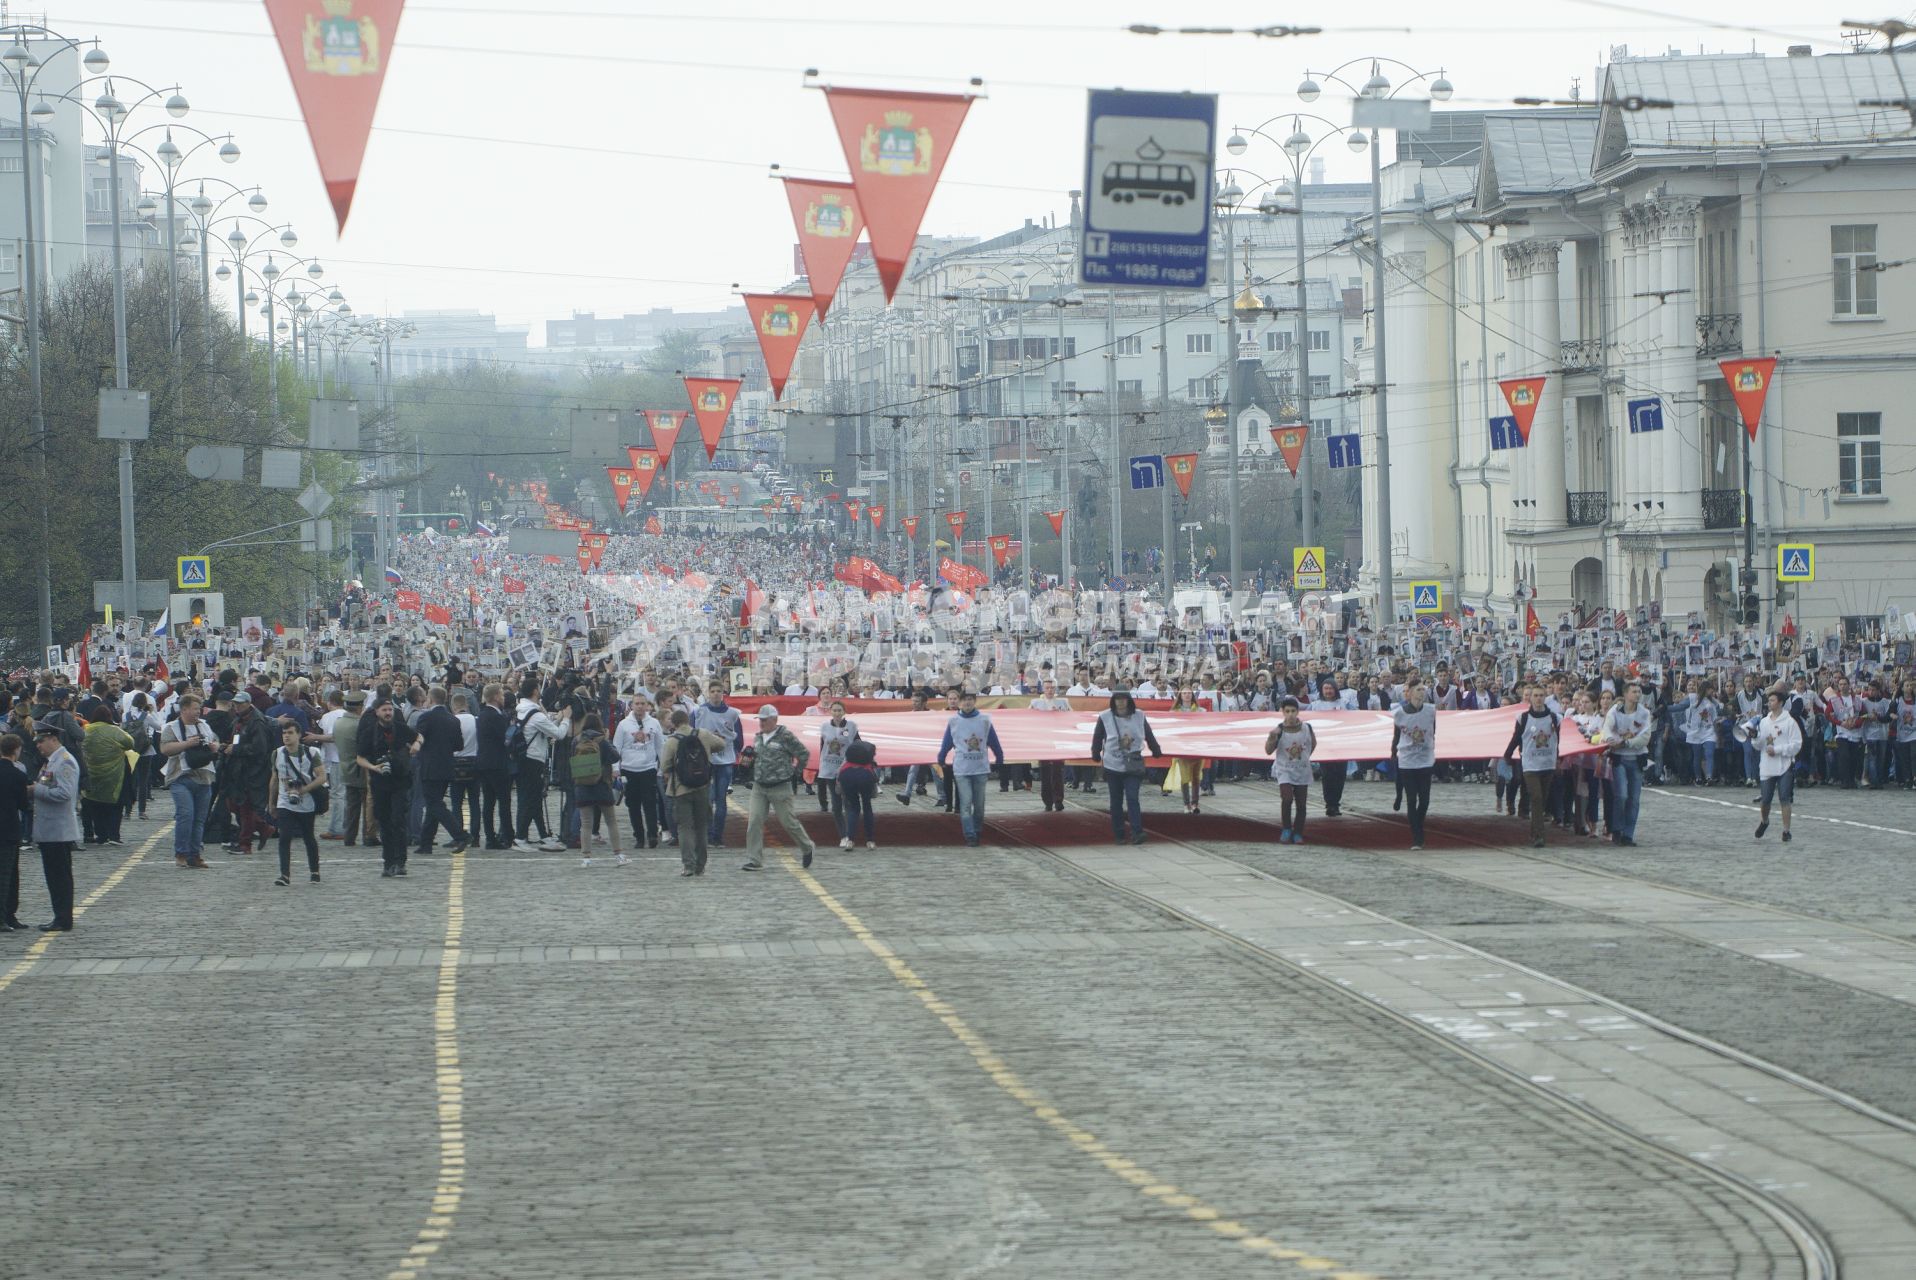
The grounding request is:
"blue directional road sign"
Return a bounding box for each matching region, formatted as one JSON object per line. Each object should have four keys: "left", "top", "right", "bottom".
{"left": 1627, "top": 397, "right": 1665, "bottom": 434}
{"left": 1326, "top": 434, "right": 1363, "bottom": 469}
{"left": 1129, "top": 454, "right": 1165, "bottom": 490}
{"left": 1080, "top": 89, "right": 1216, "bottom": 290}
{"left": 1488, "top": 416, "right": 1525, "bottom": 450}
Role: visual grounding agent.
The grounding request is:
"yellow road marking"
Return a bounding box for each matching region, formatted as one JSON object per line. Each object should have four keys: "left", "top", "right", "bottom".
{"left": 0, "top": 830, "right": 160, "bottom": 996}
{"left": 779, "top": 855, "right": 1377, "bottom": 1277}
{"left": 387, "top": 848, "right": 468, "bottom": 1280}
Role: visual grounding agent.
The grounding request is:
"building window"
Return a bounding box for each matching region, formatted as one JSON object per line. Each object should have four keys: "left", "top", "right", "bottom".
{"left": 1837, "top": 411, "right": 1882, "bottom": 496}
{"left": 1186, "top": 332, "right": 1212, "bottom": 354}
{"left": 1308, "top": 329, "right": 1330, "bottom": 352}
{"left": 1045, "top": 336, "right": 1076, "bottom": 358}
{"left": 1187, "top": 376, "right": 1218, "bottom": 400}
{"left": 1833, "top": 225, "right": 1878, "bottom": 316}
{"left": 1312, "top": 416, "right": 1331, "bottom": 435}
{"left": 1116, "top": 334, "right": 1142, "bottom": 356}
{"left": 1265, "top": 330, "right": 1293, "bottom": 353}
{"left": 1117, "top": 379, "right": 1143, "bottom": 398}
{"left": 1309, "top": 375, "right": 1331, "bottom": 398}
{"left": 1272, "top": 374, "right": 1294, "bottom": 403}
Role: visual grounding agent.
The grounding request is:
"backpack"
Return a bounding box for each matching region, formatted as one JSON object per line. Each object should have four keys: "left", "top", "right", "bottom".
{"left": 672, "top": 732, "right": 712, "bottom": 790}
{"left": 569, "top": 734, "right": 605, "bottom": 786}
{"left": 127, "top": 716, "right": 151, "bottom": 755}
{"left": 505, "top": 707, "right": 536, "bottom": 768}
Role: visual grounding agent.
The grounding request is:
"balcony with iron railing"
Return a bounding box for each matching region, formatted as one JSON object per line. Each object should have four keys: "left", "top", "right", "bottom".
{"left": 1566, "top": 490, "right": 1608, "bottom": 527}
{"left": 1696, "top": 313, "right": 1742, "bottom": 356}
{"left": 1559, "top": 338, "right": 1602, "bottom": 373}
{"left": 1702, "top": 487, "right": 1743, "bottom": 529}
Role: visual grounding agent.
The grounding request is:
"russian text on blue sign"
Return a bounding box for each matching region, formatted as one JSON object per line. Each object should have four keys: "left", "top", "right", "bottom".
{"left": 1080, "top": 89, "right": 1217, "bottom": 290}
{"left": 1129, "top": 454, "right": 1164, "bottom": 490}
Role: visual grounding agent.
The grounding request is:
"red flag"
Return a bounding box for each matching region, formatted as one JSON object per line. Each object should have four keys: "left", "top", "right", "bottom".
{"left": 423, "top": 602, "right": 452, "bottom": 626}
{"left": 1498, "top": 376, "right": 1548, "bottom": 444}
{"left": 644, "top": 410, "right": 686, "bottom": 460}
{"left": 577, "top": 546, "right": 593, "bottom": 573}
{"left": 683, "top": 377, "right": 742, "bottom": 461}
{"left": 1524, "top": 603, "right": 1542, "bottom": 639}
{"left": 1270, "top": 424, "right": 1308, "bottom": 478}
{"left": 154, "top": 654, "right": 169, "bottom": 683}
{"left": 1718, "top": 357, "right": 1777, "bottom": 442}
{"left": 1165, "top": 453, "right": 1198, "bottom": 499}
{"left": 901, "top": 515, "right": 921, "bottom": 539}
{"left": 502, "top": 576, "right": 527, "bottom": 593}
{"left": 987, "top": 533, "right": 1011, "bottom": 567}
{"left": 629, "top": 447, "right": 662, "bottom": 497}
{"left": 822, "top": 87, "right": 975, "bottom": 301}
{"left": 644, "top": 515, "right": 663, "bottom": 535}
{"left": 869, "top": 503, "right": 885, "bottom": 528}
{"left": 541, "top": 554, "right": 562, "bottom": 565}
{"left": 742, "top": 293, "right": 816, "bottom": 400}
{"left": 740, "top": 578, "right": 767, "bottom": 626}
{"left": 1780, "top": 612, "right": 1797, "bottom": 638}
{"left": 1045, "top": 509, "right": 1065, "bottom": 536}
{"left": 945, "top": 509, "right": 966, "bottom": 542}
{"left": 845, "top": 499, "right": 863, "bottom": 522}
{"left": 262, "top": 0, "right": 405, "bottom": 231}
{"left": 395, "top": 589, "right": 421, "bottom": 611}
{"left": 782, "top": 177, "right": 865, "bottom": 318}
{"left": 607, "top": 467, "right": 635, "bottom": 514}
{"left": 74, "top": 637, "right": 88, "bottom": 685}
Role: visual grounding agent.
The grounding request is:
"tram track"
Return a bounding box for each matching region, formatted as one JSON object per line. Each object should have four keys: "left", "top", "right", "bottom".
{"left": 997, "top": 806, "right": 1865, "bottom": 1280}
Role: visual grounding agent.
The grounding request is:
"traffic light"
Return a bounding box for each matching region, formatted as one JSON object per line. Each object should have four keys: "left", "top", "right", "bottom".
{"left": 1741, "top": 591, "right": 1760, "bottom": 626}
{"left": 189, "top": 596, "right": 208, "bottom": 626}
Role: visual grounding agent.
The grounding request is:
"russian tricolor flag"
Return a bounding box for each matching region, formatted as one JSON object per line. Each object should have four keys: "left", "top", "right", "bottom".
{"left": 385, "top": 566, "right": 405, "bottom": 585}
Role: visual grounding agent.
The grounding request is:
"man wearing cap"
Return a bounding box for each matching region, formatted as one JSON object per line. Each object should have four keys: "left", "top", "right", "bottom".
{"left": 739, "top": 705, "right": 816, "bottom": 872}
{"left": 27, "top": 723, "right": 81, "bottom": 930}
{"left": 334, "top": 690, "right": 372, "bottom": 846}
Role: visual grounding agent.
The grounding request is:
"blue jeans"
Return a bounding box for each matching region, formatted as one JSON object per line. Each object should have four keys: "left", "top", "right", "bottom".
{"left": 1609, "top": 758, "right": 1642, "bottom": 841}
{"left": 1103, "top": 769, "right": 1144, "bottom": 839}
{"left": 708, "top": 761, "right": 736, "bottom": 842}
{"left": 952, "top": 773, "right": 988, "bottom": 842}
{"left": 169, "top": 777, "right": 213, "bottom": 857}
{"left": 1691, "top": 742, "right": 1715, "bottom": 782}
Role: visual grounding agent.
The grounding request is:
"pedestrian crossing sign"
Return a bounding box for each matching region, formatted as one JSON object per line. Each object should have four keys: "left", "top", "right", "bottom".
{"left": 1410, "top": 580, "right": 1442, "bottom": 614}
{"left": 1776, "top": 542, "right": 1814, "bottom": 583}
{"left": 1292, "top": 545, "right": 1327, "bottom": 590}
{"left": 176, "top": 555, "right": 212, "bottom": 589}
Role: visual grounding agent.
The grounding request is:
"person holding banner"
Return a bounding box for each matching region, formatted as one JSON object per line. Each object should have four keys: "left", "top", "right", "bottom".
{"left": 1391, "top": 680, "right": 1438, "bottom": 850}
{"left": 937, "top": 692, "right": 1005, "bottom": 848}
{"left": 1090, "top": 692, "right": 1160, "bottom": 845}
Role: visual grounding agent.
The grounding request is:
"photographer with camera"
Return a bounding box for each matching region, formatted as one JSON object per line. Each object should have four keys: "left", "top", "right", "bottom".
{"left": 159, "top": 694, "right": 222, "bottom": 868}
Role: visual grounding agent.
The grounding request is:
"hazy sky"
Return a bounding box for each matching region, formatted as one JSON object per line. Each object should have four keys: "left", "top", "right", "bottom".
{"left": 45, "top": 0, "right": 1882, "bottom": 337}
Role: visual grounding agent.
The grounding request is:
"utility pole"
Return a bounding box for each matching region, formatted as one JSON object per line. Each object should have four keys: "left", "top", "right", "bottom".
{"left": 1158, "top": 290, "right": 1173, "bottom": 602}
{"left": 1105, "top": 290, "right": 1119, "bottom": 583}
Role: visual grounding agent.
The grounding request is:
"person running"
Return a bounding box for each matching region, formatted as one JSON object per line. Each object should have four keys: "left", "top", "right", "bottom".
{"left": 1503, "top": 683, "right": 1562, "bottom": 849}
{"left": 1265, "top": 696, "right": 1316, "bottom": 845}
{"left": 1601, "top": 681, "right": 1653, "bottom": 846}
{"left": 1754, "top": 688, "right": 1802, "bottom": 843}
{"left": 936, "top": 691, "right": 1005, "bottom": 849}
{"left": 1390, "top": 679, "right": 1437, "bottom": 849}
{"left": 1090, "top": 691, "right": 1161, "bottom": 845}
{"left": 740, "top": 706, "right": 816, "bottom": 872}
{"left": 570, "top": 712, "right": 625, "bottom": 868}
{"left": 268, "top": 719, "right": 327, "bottom": 886}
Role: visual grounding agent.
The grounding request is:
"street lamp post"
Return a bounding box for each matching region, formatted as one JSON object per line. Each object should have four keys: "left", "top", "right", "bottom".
{"left": 0, "top": 24, "right": 103, "bottom": 648}
{"left": 1298, "top": 59, "right": 1453, "bottom": 619}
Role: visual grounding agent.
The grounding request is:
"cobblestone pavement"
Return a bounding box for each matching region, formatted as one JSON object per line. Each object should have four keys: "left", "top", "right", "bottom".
{"left": 10, "top": 772, "right": 1908, "bottom": 1277}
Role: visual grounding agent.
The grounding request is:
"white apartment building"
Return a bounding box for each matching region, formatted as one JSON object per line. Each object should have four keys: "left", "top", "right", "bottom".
{"left": 1360, "top": 48, "right": 1916, "bottom": 634}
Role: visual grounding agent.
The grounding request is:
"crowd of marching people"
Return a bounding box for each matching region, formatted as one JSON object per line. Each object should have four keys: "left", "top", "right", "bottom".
{"left": 3, "top": 526, "right": 1912, "bottom": 934}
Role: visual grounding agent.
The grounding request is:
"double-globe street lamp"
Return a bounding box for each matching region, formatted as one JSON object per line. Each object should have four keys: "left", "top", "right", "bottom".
{"left": 1297, "top": 58, "right": 1452, "bottom": 617}
{"left": 0, "top": 23, "right": 107, "bottom": 647}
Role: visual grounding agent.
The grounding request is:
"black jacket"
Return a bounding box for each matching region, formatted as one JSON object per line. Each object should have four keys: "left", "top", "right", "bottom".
{"left": 476, "top": 703, "right": 508, "bottom": 773}
{"left": 0, "top": 757, "right": 28, "bottom": 848}
{"left": 415, "top": 705, "right": 464, "bottom": 783}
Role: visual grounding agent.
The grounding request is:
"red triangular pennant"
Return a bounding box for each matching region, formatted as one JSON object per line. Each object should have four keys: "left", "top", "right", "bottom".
{"left": 607, "top": 466, "right": 634, "bottom": 514}
{"left": 945, "top": 509, "right": 966, "bottom": 542}
{"left": 1718, "top": 357, "right": 1777, "bottom": 442}
{"left": 1165, "top": 452, "right": 1198, "bottom": 499}
{"left": 644, "top": 515, "right": 663, "bottom": 535}
{"left": 629, "top": 447, "right": 661, "bottom": 497}
{"left": 869, "top": 503, "right": 885, "bottom": 528}
{"left": 901, "top": 515, "right": 921, "bottom": 540}
{"left": 742, "top": 293, "right": 816, "bottom": 400}
{"left": 987, "top": 533, "right": 1011, "bottom": 567}
{"left": 683, "top": 377, "right": 742, "bottom": 461}
{"left": 782, "top": 177, "right": 865, "bottom": 319}
{"left": 1498, "top": 376, "right": 1548, "bottom": 443}
{"left": 263, "top": 0, "right": 406, "bottom": 231}
{"left": 644, "top": 410, "right": 685, "bottom": 460}
{"left": 1045, "top": 509, "right": 1065, "bottom": 536}
{"left": 822, "top": 87, "right": 974, "bottom": 302}
{"left": 1269, "top": 424, "right": 1308, "bottom": 478}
